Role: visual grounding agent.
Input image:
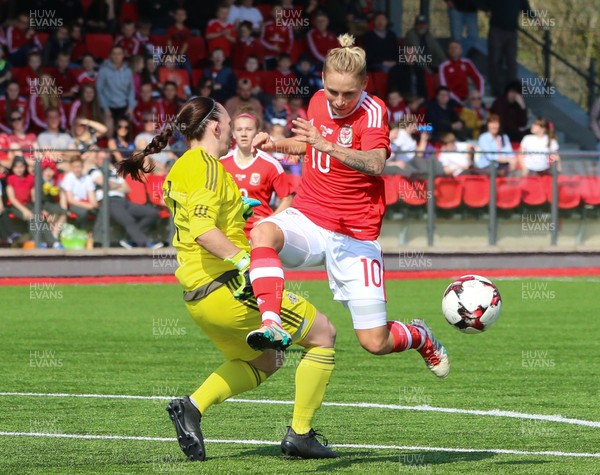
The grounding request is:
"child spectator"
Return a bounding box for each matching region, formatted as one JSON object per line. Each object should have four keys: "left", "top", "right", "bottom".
{"left": 265, "top": 53, "right": 297, "bottom": 96}
{"left": 196, "top": 79, "right": 214, "bottom": 99}
{"left": 60, "top": 155, "right": 98, "bottom": 228}
{"left": 70, "top": 84, "right": 103, "bottom": 126}
{"left": 18, "top": 51, "right": 44, "bottom": 98}
{"left": 287, "top": 97, "right": 308, "bottom": 131}
{"left": 158, "top": 55, "right": 191, "bottom": 101}
{"left": 166, "top": 8, "right": 191, "bottom": 60}
{"left": 48, "top": 53, "right": 79, "bottom": 102}
{"left": 6, "top": 13, "right": 42, "bottom": 67}
{"left": 519, "top": 117, "right": 560, "bottom": 176}
{"left": 135, "top": 19, "right": 153, "bottom": 55}
{"left": 293, "top": 56, "right": 323, "bottom": 99}
{"left": 439, "top": 40, "right": 484, "bottom": 104}
{"left": 260, "top": 5, "right": 293, "bottom": 69}
{"left": 306, "top": 11, "right": 339, "bottom": 67}
{"left": 114, "top": 20, "right": 141, "bottom": 58}
{"left": 236, "top": 56, "right": 263, "bottom": 96}
{"left": 206, "top": 3, "right": 237, "bottom": 58}
{"left": 0, "top": 80, "right": 29, "bottom": 134}
{"left": 201, "top": 48, "right": 236, "bottom": 104}
{"left": 264, "top": 96, "right": 290, "bottom": 129}
{"left": 476, "top": 114, "right": 516, "bottom": 174}
{"left": 131, "top": 82, "right": 165, "bottom": 134}
{"left": 5, "top": 155, "right": 35, "bottom": 231}
{"left": 438, "top": 132, "right": 474, "bottom": 176}
{"left": 459, "top": 90, "right": 487, "bottom": 140}
{"left": 229, "top": 0, "right": 263, "bottom": 33}
{"left": 159, "top": 81, "right": 184, "bottom": 122}
{"left": 232, "top": 21, "right": 262, "bottom": 70}
{"left": 77, "top": 54, "right": 98, "bottom": 87}
{"left": 386, "top": 90, "right": 408, "bottom": 124}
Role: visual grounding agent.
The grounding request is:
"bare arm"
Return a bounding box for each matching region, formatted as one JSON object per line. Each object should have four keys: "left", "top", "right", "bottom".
{"left": 195, "top": 227, "right": 243, "bottom": 260}
{"left": 291, "top": 118, "right": 387, "bottom": 175}
{"left": 251, "top": 132, "right": 306, "bottom": 156}
{"left": 80, "top": 118, "right": 108, "bottom": 137}
{"left": 273, "top": 195, "right": 292, "bottom": 215}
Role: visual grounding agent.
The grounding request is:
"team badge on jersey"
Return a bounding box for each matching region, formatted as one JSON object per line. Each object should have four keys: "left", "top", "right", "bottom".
{"left": 250, "top": 173, "right": 261, "bottom": 185}
{"left": 337, "top": 125, "right": 353, "bottom": 147}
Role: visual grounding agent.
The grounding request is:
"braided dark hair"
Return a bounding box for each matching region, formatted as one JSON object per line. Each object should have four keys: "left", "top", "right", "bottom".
{"left": 117, "top": 97, "right": 220, "bottom": 181}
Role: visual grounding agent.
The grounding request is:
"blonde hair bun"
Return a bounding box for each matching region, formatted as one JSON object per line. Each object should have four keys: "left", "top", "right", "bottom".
{"left": 338, "top": 33, "right": 356, "bottom": 48}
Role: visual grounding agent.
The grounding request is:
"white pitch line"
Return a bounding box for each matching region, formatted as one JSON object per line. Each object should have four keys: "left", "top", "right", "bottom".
{"left": 1, "top": 431, "right": 599, "bottom": 459}
{"left": 1, "top": 391, "right": 599, "bottom": 429}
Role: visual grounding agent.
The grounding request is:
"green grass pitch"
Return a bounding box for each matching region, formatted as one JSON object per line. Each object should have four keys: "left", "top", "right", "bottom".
{"left": 0, "top": 278, "right": 598, "bottom": 474}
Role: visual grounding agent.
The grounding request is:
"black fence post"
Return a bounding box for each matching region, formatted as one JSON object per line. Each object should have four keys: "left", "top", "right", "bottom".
{"left": 543, "top": 29, "right": 551, "bottom": 82}
{"left": 102, "top": 155, "right": 110, "bottom": 248}
{"left": 488, "top": 162, "right": 497, "bottom": 246}
{"left": 33, "top": 156, "right": 42, "bottom": 248}
{"left": 550, "top": 157, "right": 559, "bottom": 246}
{"left": 427, "top": 155, "right": 435, "bottom": 247}
{"left": 588, "top": 58, "right": 597, "bottom": 113}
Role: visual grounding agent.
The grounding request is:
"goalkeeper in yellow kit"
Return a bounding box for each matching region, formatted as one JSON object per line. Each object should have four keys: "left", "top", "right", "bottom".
{"left": 117, "top": 97, "right": 337, "bottom": 461}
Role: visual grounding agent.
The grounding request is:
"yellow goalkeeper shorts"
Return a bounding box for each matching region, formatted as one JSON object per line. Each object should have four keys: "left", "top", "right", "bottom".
{"left": 184, "top": 284, "right": 317, "bottom": 362}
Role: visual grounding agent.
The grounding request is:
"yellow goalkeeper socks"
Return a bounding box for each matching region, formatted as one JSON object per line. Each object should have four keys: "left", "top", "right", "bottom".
{"left": 291, "top": 347, "right": 335, "bottom": 435}
{"left": 190, "top": 359, "right": 266, "bottom": 414}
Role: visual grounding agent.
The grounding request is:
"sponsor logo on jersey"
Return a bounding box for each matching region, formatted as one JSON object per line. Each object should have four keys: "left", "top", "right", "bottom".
{"left": 250, "top": 173, "right": 261, "bottom": 185}
{"left": 337, "top": 125, "right": 353, "bottom": 147}
{"left": 320, "top": 124, "right": 333, "bottom": 136}
{"left": 235, "top": 173, "right": 246, "bottom": 181}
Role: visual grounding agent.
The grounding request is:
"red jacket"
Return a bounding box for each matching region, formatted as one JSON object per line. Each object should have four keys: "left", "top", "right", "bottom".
{"left": 260, "top": 20, "right": 293, "bottom": 58}
{"left": 439, "top": 58, "right": 484, "bottom": 103}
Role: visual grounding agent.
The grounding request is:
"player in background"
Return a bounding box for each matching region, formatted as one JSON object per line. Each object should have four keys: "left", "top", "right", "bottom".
{"left": 248, "top": 35, "right": 450, "bottom": 378}
{"left": 221, "top": 108, "right": 292, "bottom": 238}
{"left": 117, "top": 97, "right": 338, "bottom": 460}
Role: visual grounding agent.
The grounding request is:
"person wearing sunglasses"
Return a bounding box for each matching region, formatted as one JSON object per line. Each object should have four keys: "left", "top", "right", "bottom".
{"left": 108, "top": 119, "right": 135, "bottom": 163}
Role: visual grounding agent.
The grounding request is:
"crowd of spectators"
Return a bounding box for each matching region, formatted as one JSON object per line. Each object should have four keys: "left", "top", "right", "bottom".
{"left": 0, "top": 0, "right": 562, "bottom": 247}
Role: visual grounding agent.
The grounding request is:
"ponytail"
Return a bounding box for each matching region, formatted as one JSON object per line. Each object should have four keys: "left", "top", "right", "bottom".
{"left": 116, "top": 124, "right": 174, "bottom": 181}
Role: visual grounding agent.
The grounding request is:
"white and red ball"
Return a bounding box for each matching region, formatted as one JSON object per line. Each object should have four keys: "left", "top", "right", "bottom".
{"left": 442, "top": 275, "right": 502, "bottom": 333}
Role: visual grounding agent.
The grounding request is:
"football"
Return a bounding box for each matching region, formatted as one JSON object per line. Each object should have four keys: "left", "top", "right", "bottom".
{"left": 442, "top": 275, "right": 502, "bottom": 333}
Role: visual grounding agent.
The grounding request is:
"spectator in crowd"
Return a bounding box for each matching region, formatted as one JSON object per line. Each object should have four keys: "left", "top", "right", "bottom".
{"left": 0, "top": 47, "right": 11, "bottom": 97}
{"left": 293, "top": 56, "right": 323, "bottom": 100}
{"left": 385, "top": 116, "right": 438, "bottom": 176}
{"left": 114, "top": 20, "right": 141, "bottom": 58}
{"left": 589, "top": 96, "right": 600, "bottom": 174}
{"left": 167, "top": 8, "right": 191, "bottom": 58}
{"left": 388, "top": 45, "right": 428, "bottom": 98}
{"left": 0, "top": 80, "right": 29, "bottom": 134}
{"left": 404, "top": 15, "right": 447, "bottom": 71}
{"left": 265, "top": 53, "right": 297, "bottom": 96}
{"left": 346, "top": 0, "right": 376, "bottom": 37}
{"left": 232, "top": 21, "right": 263, "bottom": 70}
{"left": 225, "top": 79, "right": 263, "bottom": 118}
{"left": 107, "top": 117, "right": 135, "bottom": 163}
{"left": 260, "top": 5, "right": 294, "bottom": 69}
{"left": 0, "top": 132, "right": 9, "bottom": 171}
{"left": 519, "top": 117, "right": 560, "bottom": 176}
{"left": 476, "top": 113, "right": 516, "bottom": 174}
{"left": 6, "top": 110, "right": 36, "bottom": 163}
{"left": 42, "top": 26, "right": 72, "bottom": 67}
{"left": 386, "top": 90, "right": 407, "bottom": 124}
{"left": 37, "top": 107, "right": 76, "bottom": 166}
{"left": 40, "top": 159, "right": 68, "bottom": 247}
{"left": 443, "top": 0, "right": 479, "bottom": 54}
{"left": 71, "top": 117, "right": 107, "bottom": 153}
{"left": 130, "top": 54, "right": 145, "bottom": 97}
{"left": 196, "top": 78, "right": 214, "bottom": 99}
{"left": 76, "top": 54, "right": 98, "bottom": 87}
{"left": 159, "top": 81, "right": 183, "bottom": 121}
{"left": 439, "top": 40, "right": 484, "bottom": 104}
{"left": 236, "top": 55, "right": 264, "bottom": 96}
{"left": 206, "top": 3, "right": 237, "bottom": 58}
{"left": 0, "top": 181, "right": 12, "bottom": 244}
{"left": 135, "top": 19, "right": 154, "bottom": 55}
{"left": 157, "top": 54, "right": 191, "bottom": 101}
{"left": 5, "top": 155, "right": 35, "bottom": 229}
{"left": 458, "top": 90, "right": 487, "bottom": 140}
{"left": 438, "top": 132, "right": 474, "bottom": 176}
{"left": 85, "top": 0, "right": 116, "bottom": 33}
{"left": 48, "top": 53, "right": 80, "bottom": 102}
{"left": 69, "top": 24, "right": 88, "bottom": 63}
{"left": 29, "top": 75, "right": 69, "bottom": 133}
{"left": 425, "top": 86, "right": 465, "bottom": 141}
{"left": 405, "top": 94, "right": 427, "bottom": 120}
{"left": 264, "top": 96, "right": 290, "bottom": 128}
{"left": 131, "top": 82, "right": 164, "bottom": 135}
{"left": 362, "top": 12, "right": 399, "bottom": 72}
{"left": 306, "top": 11, "right": 340, "bottom": 68}
{"left": 202, "top": 48, "right": 236, "bottom": 104}
{"left": 229, "top": 0, "right": 263, "bottom": 33}
{"left": 70, "top": 84, "right": 102, "bottom": 126}
{"left": 5, "top": 13, "right": 42, "bottom": 67}
{"left": 133, "top": 112, "right": 177, "bottom": 175}
{"left": 97, "top": 46, "right": 136, "bottom": 132}
{"left": 61, "top": 155, "right": 98, "bottom": 228}
{"left": 88, "top": 149, "right": 162, "bottom": 249}
{"left": 481, "top": 0, "right": 535, "bottom": 96}
{"left": 287, "top": 96, "right": 308, "bottom": 131}
{"left": 490, "top": 80, "right": 529, "bottom": 142}
{"left": 141, "top": 56, "right": 163, "bottom": 97}
{"left": 18, "top": 51, "right": 44, "bottom": 98}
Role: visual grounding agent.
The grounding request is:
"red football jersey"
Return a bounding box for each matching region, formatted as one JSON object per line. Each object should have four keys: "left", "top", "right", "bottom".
{"left": 221, "top": 149, "right": 291, "bottom": 236}
{"left": 293, "top": 89, "right": 390, "bottom": 240}
{"left": 206, "top": 20, "right": 237, "bottom": 57}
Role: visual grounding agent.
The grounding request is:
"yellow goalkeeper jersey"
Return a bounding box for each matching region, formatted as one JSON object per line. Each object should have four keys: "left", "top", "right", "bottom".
{"left": 163, "top": 146, "right": 249, "bottom": 291}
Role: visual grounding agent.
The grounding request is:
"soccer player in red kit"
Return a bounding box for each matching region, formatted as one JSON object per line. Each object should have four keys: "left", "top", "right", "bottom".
{"left": 246, "top": 35, "right": 450, "bottom": 378}
{"left": 221, "top": 110, "right": 292, "bottom": 238}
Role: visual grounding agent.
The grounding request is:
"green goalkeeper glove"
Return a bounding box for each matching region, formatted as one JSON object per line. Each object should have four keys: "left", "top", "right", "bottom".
{"left": 224, "top": 250, "right": 253, "bottom": 300}
{"left": 241, "top": 196, "right": 261, "bottom": 221}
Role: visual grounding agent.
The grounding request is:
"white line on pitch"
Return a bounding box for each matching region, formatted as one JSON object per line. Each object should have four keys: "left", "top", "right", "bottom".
{"left": 0, "top": 431, "right": 598, "bottom": 459}
{"left": 1, "top": 391, "right": 599, "bottom": 429}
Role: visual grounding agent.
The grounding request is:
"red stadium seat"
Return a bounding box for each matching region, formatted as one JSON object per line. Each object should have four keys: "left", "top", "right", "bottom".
{"left": 144, "top": 174, "right": 171, "bottom": 219}
{"left": 85, "top": 33, "right": 114, "bottom": 60}
{"left": 580, "top": 176, "right": 600, "bottom": 206}
{"left": 191, "top": 69, "right": 204, "bottom": 88}
{"left": 458, "top": 175, "right": 490, "bottom": 208}
{"left": 398, "top": 177, "right": 428, "bottom": 206}
{"left": 125, "top": 175, "right": 148, "bottom": 205}
{"left": 119, "top": 1, "right": 139, "bottom": 22}
{"left": 434, "top": 177, "right": 462, "bottom": 209}
{"left": 520, "top": 176, "right": 547, "bottom": 206}
{"left": 545, "top": 175, "right": 581, "bottom": 210}
{"left": 187, "top": 35, "right": 207, "bottom": 67}
{"left": 290, "top": 37, "right": 307, "bottom": 63}
{"left": 382, "top": 175, "right": 400, "bottom": 205}
{"left": 495, "top": 177, "right": 523, "bottom": 209}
